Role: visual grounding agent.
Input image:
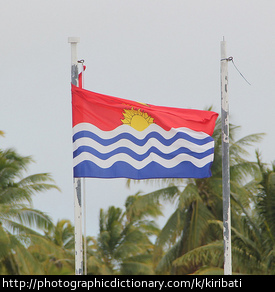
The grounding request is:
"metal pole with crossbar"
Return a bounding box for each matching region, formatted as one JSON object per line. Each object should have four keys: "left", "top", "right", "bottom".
{"left": 220, "top": 37, "right": 232, "bottom": 275}
{"left": 68, "top": 37, "right": 83, "bottom": 275}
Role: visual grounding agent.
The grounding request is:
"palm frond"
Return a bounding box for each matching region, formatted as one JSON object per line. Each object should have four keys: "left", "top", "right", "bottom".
{"left": 154, "top": 209, "right": 183, "bottom": 251}
{"left": 15, "top": 208, "right": 53, "bottom": 232}
{"left": 155, "top": 239, "right": 183, "bottom": 274}
{"left": 172, "top": 241, "right": 224, "bottom": 273}
{"left": 124, "top": 191, "right": 164, "bottom": 222}
{"left": 0, "top": 224, "right": 11, "bottom": 259}
{"left": 18, "top": 173, "right": 61, "bottom": 193}
{"left": 231, "top": 133, "right": 265, "bottom": 157}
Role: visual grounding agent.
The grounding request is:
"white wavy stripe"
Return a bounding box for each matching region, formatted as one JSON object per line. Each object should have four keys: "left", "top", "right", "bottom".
{"left": 73, "top": 152, "right": 214, "bottom": 169}
{"left": 73, "top": 136, "right": 214, "bottom": 154}
{"left": 73, "top": 123, "right": 210, "bottom": 140}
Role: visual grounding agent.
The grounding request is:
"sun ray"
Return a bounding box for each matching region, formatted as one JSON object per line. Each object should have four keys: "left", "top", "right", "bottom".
{"left": 121, "top": 108, "right": 154, "bottom": 131}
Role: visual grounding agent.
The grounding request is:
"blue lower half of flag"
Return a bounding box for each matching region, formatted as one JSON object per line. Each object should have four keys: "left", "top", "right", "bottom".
{"left": 72, "top": 123, "right": 215, "bottom": 179}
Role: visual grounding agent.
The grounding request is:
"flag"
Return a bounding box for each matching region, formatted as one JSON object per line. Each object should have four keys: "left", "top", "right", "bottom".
{"left": 72, "top": 84, "right": 218, "bottom": 179}
{"left": 78, "top": 65, "right": 86, "bottom": 89}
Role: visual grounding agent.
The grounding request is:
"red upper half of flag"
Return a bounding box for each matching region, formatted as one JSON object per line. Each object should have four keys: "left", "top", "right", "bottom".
{"left": 72, "top": 84, "right": 218, "bottom": 135}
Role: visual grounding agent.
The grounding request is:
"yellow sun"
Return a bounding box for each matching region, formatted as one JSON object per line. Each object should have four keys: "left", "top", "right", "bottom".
{"left": 121, "top": 108, "right": 154, "bottom": 131}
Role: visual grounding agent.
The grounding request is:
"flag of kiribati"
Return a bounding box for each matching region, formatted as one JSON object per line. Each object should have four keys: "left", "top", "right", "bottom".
{"left": 72, "top": 84, "right": 218, "bottom": 179}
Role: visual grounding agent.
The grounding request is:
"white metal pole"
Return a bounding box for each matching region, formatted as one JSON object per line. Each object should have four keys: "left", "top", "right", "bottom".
{"left": 220, "top": 37, "right": 232, "bottom": 275}
{"left": 68, "top": 37, "right": 83, "bottom": 275}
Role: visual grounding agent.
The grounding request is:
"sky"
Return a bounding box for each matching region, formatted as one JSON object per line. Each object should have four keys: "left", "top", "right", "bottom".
{"left": 1, "top": 0, "right": 275, "bottom": 237}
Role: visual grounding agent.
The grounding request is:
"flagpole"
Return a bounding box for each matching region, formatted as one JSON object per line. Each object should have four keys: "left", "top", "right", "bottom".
{"left": 220, "top": 37, "right": 232, "bottom": 275}
{"left": 68, "top": 37, "right": 83, "bottom": 275}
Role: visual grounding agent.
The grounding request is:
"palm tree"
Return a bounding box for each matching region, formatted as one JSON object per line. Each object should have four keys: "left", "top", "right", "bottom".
{"left": 88, "top": 192, "right": 160, "bottom": 275}
{"left": 242, "top": 152, "right": 275, "bottom": 274}
{"left": 130, "top": 118, "right": 264, "bottom": 274}
{"left": 0, "top": 148, "right": 60, "bottom": 274}
{"left": 44, "top": 219, "right": 74, "bottom": 250}
{"left": 182, "top": 152, "right": 275, "bottom": 275}
{"left": 28, "top": 219, "right": 75, "bottom": 275}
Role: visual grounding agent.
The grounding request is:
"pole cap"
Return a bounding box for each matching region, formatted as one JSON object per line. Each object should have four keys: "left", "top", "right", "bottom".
{"left": 68, "top": 37, "right": 80, "bottom": 43}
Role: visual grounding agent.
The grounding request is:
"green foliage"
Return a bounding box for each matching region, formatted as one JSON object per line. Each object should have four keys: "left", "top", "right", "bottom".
{"left": 0, "top": 147, "right": 60, "bottom": 274}
{"left": 88, "top": 193, "right": 160, "bottom": 275}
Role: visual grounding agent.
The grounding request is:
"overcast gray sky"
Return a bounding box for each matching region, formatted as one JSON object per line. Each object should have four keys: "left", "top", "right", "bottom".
{"left": 1, "top": 0, "right": 275, "bottom": 237}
